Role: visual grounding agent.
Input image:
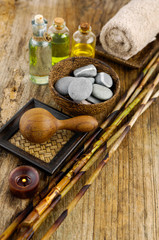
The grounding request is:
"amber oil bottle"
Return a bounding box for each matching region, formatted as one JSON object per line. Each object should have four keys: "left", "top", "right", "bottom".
{"left": 71, "top": 23, "right": 96, "bottom": 58}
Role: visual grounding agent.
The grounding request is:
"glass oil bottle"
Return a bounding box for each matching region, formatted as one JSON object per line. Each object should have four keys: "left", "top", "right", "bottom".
{"left": 71, "top": 23, "right": 96, "bottom": 58}
{"left": 29, "top": 14, "right": 52, "bottom": 84}
{"left": 48, "top": 17, "right": 70, "bottom": 65}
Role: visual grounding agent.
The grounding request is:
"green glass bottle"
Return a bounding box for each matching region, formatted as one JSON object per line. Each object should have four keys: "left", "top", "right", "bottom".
{"left": 48, "top": 17, "right": 70, "bottom": 65}
{"left": 29, "top": 15, "right": 52, "bottom": 84}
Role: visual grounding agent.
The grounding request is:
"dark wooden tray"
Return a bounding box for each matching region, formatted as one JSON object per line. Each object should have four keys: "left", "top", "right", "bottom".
{"left": 95, "top": 35, "right": 159, "bottom": 69}
{"left": 0, "top": 99, "right": 88, "bottom": 174}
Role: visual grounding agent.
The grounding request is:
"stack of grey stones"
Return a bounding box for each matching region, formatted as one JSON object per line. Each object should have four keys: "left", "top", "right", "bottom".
{"left": 55, "top": 64, "right": 113, "bottom": 104}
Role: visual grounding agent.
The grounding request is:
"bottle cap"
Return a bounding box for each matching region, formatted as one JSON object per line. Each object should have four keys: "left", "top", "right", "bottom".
{"left": 35, "top": 14, "right": 44, "bottom": 24}
{"left": 80, "top": 22, "right": 90, "bottom": 31}
{"left": 54, "top": 17, "right": 65, "bottom": 29}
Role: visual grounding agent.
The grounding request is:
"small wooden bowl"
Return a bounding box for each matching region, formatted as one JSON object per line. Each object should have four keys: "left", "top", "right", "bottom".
{"left": 49, "top": 57, "right": 120, "bottom": 115}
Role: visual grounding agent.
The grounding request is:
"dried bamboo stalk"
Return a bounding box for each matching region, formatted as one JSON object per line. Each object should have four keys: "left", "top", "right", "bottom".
{"left": 16, "top": 114, "right": 138, "bottom": 240}
{"left": 17, "top": 81, "right": 154, "bottom": 235}
{"left": 41, "top": 74, "right": 159, "bottom": 240}
{"left": 17, "top": 116, "right": 133, "bottom": 239}
{"left": 16, "top": 81, "right": 159, "bottom": 240}
{"left": 16, "top": 146, "right": 107, "bottom": 240}
{"left": 1, "top": 53, "right": 158, "bottom": 240}
{"left": 125, "top": 56, "right": 159, "bottom": 107}
{"left": 100, "top": 51, "right": 159, "bottom": 129}
{"left": 31, "top": 76, "right": 159, "bottom": 240}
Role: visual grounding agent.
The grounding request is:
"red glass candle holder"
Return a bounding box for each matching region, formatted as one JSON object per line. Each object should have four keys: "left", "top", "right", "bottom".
{"left": 9, "top": 165, "right": 39, "bottom": 199}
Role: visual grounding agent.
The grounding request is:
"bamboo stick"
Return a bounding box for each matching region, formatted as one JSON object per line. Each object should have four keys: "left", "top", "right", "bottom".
{"left": 18, "top": 83, "right": 151, "bottom": 230}
{"left": 17, "top": 116, "right": 132, "bottom": 239}
{"left": 107, "top": 89, "right": 159, "bottom": 147}
{"left": 0, "top": 152, "right": 82, "bottom": 240}
{"left": 15, "top": 115, "right": 136, "bottom": 240}
{"left": 18, "top": 76, "right": 159, "bottom": 240}
{"left": 41, "top": 74, "right": 159, "bottom": 240}
{"left": 142, "top": 52, "right": 159, "bottom": 75}
{"left": 19, "top": 81, "right": 155, "bottom": 232}
{"left": 100, "top": 51, "right": 159, "bottom": 129}
{"left": 1, "top": 53, "right": 158, "bottom": 240}
{"left": 125, "top": 56, "right": 159, "bottom": 107}
{"left": 16, "top": 146, "right": 107, "bottom": 240}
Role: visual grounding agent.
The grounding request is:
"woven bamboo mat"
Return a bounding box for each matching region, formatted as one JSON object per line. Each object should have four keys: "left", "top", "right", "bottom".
{"left": 9, "top": 130, "right": 74, "bottom": 163}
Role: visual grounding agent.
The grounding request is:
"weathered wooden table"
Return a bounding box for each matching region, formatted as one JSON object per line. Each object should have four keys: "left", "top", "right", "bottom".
{"left": 0, "top": 0, "right": 159, "bottom": 239}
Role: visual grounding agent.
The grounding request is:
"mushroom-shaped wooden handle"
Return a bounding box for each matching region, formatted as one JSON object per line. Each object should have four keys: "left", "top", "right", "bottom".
{"left": 19, "top": 108, "right": 98, "bottom": 143}
{"left": 56, "top": 115, "right": 98, "bottom": 132}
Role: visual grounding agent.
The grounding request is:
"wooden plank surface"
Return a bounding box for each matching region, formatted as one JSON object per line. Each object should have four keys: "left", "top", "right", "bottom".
{"left": 0, "top": 0, "right": 159, "bottom": 239}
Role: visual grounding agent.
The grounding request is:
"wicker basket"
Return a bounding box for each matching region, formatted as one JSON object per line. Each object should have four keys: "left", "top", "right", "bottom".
{"left": 49, "top": 57, "right": 120, "bottom": 115}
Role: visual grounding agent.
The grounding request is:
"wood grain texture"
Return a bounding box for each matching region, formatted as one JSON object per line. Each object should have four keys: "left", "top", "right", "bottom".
{"left": 0, "top": 0, "right": 159, "bottom": 240}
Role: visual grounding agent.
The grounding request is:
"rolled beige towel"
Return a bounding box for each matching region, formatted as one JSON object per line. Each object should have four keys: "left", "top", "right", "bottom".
{"left": 100, "top": 0, "right": 159, "bottom": 60}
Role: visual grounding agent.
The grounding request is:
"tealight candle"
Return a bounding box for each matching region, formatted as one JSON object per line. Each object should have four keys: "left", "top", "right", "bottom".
{"left": 9, "top": 165, "right": 39, "bottom": 199}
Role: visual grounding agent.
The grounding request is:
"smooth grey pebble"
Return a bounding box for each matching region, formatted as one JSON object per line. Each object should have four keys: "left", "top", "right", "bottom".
{"left": 73, "top": 64, "right": 97, "bottom": 77}
{"left": 87, "top": 95, "right": 102, "bottom": 104}
{"left": 88, "top": 77, "right": 95, "bottom": 84}
{"left": 68, "top": 78, "right": 92, "bottom": 102}
{"left": 92, "top": 84, "right": 113, "bottom": 100}
{"left": 80, "top": 100, "right": 92, "bottom": 105}
{"left": 55, "top": 76, "right": 74, "bottom": 95}
{"left": 76, "top": 77, "right": 95, "bottom": 84}
{"left": 95, "top": 72, "right": 113, "bottom": 88}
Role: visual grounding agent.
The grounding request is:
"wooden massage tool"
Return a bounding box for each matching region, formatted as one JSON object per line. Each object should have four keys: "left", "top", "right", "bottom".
{"left": 19, "top": 108, "right": 98, "bottom": 143}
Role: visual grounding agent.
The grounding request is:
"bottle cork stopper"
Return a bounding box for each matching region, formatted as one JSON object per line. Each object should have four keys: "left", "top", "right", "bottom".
{"left": 35, "top": 14, "right": 44, "bottom": 24}
{"left": 80, "top": 22, "right": 90, "bottom": 31}
{"left": 54, "top": 17, "right": 64, "bottom": 26}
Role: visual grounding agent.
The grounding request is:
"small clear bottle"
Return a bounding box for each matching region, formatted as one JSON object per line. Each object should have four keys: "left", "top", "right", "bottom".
{"left": 29, "top": 15, "right": 52, "bottom": 84}
{"left": 71, "top": 23, "right": 96, "bottom": 58}
{"left": 48, "top": 17, "right": 70, "bottom": 65}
